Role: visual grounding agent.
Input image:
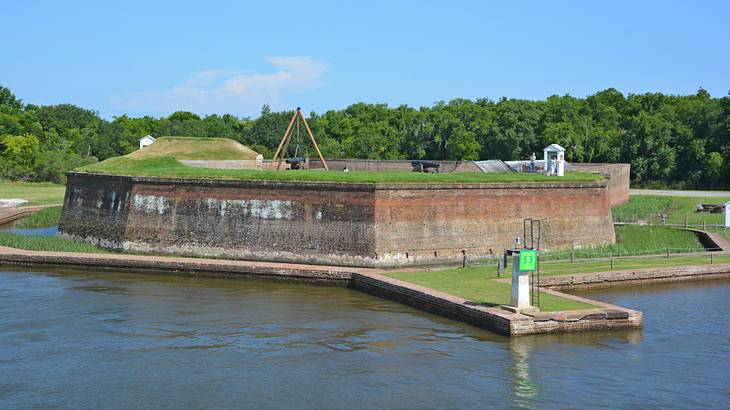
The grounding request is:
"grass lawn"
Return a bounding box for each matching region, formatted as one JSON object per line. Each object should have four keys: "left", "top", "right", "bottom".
{"left": 0, "top": 232, "right": 112, "bottom": 254}
{"left": 385, "top": 253, "right": 730, "bottom": 311}
{"left": 0, "top": 182, "right": 66, "bottom": 206}
{"left": 614, "top": 195, "right": 730, "bottom": 226}
{"left": 15, "top": 206, "right": 61, "bottom": 228}
{"left": 78, "top": 156, "right": 603, "bottom": 184}
{"left": 385, "top": 267, "right": 596, "bottom": 311}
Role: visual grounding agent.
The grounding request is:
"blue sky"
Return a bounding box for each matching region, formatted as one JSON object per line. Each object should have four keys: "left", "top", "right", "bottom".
{"left": 2, "top": 0, "right": 728, "bottom": 119}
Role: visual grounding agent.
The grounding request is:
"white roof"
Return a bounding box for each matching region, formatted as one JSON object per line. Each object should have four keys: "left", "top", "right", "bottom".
{"left": 139, "top": 135, "right": 155, "bottom": 142}
{"left": 543, "top": 143, "right": 565, "bottom": 152}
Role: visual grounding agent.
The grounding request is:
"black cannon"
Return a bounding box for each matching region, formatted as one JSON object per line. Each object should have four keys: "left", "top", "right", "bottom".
{"left": 286, "top": 156, "right": 306, "bottom": 170}
{"left": 411, "top": 160, "right": 440, "bottom": 173}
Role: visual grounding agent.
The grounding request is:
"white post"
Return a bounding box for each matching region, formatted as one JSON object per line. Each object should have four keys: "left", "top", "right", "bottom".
{"left": 556, "top": 152, "right": 565, "bottom": 177}
{"left": 510, "top": 251, "right": 531, "bottom": 310}
{"left": 725, "top": 201, "right": 730, "bottom": 228}
{"left": 543, "top": 150, "right": 549, "bottom": 174}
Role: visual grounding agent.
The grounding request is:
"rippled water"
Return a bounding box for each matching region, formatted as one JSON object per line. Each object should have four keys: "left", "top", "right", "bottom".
{"left": 0, "top": 221, "right": 58, "bottom": 236}
{"left": 0, "top": 267, "right": 728, "bottom": 409}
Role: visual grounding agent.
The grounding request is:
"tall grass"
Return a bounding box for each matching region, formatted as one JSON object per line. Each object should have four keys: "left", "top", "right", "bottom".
{"left": 0, "top": 232, "right": 112, "bottom": 253}
{"left": 15, "top": 207, "right": 61, "bottom": 228}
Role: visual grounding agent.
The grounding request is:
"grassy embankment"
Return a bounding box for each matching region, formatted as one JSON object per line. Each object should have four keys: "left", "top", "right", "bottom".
{"left": 79, "top": 136, "right": 604, "bottom": 183}
{"left": 613, "top": 194, "right": 730, "bottom": 241}
{"left": 79, "top": 156, "right": 602, "bottom": 184}
{"left": 128, "top": 136, "right": 260, "bottom": 160}
{"left": 0, "top": 181, "right": 65, "bottom": 206}
{"left": 546, "top": 225, "right": 706, "bottom": 259}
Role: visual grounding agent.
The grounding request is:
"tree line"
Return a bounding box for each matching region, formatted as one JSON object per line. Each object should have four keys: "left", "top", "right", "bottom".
{"left": 1, "top": 85, "right": 728, "bottom": 188}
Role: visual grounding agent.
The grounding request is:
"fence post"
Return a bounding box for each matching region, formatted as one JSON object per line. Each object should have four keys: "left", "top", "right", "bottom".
{"left": 497, "top": 261, "right": 501, "bottom": 277}
{"left": 703, "top": 221, "right": 706, "bottom": 231}
{"left": 667, "top": 248, "right": 670, "bottom": 259}
{"left": 685, "top": 216, "right": 688, "bottom": 229}
{"left": 461, "top": 250, "right": 466, "bottom": 268}
{"left": 610, "top": 257, "right": 614, "bottom": 270}
{"left": 711, "top": 253, "right": 714, "bottom": 264}
{"left": 571, "top": 251, "right": 574, "bottom": 264}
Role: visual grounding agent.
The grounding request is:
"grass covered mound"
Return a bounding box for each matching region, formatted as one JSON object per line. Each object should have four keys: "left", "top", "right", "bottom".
{"left": 128, "top": 136, "right": 260, "bottom": 160}
{"left": 613, "top": 195, "right": 730, "bottom": 225}
{"left": 78, "top": 156, "right": 603, "bottom": 184}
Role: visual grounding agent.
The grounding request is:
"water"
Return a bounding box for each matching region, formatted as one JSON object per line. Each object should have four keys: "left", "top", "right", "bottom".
{"left": 0, "top": 267, "right": 728, "bottom": 409}
{"left": 0, "top": 221, "right": 58, "bottom": 236}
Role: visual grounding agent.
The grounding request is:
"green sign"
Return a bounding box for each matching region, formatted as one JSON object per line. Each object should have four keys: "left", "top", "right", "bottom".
{"left": 519, "top": 249, "right": 537, "bottom": 271}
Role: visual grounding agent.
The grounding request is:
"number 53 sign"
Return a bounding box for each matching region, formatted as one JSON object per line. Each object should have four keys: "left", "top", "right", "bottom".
{"left": 519, "top": 250, "right": 537, "bottom": 271}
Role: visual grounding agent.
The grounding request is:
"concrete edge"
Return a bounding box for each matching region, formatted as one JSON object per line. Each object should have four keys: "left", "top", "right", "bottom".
{"left": 540, "top": 263, "right": 730, "bottom": 290}
{"left": 0, "top": 250, "right": 353, "bottom": 285}
{"left": 348, "top": 272, "right": 641, "bottom": 336}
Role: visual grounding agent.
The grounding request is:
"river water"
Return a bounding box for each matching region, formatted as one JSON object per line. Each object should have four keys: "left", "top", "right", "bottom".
{"left": 0, "top": 267, "right": 728, "bottom": 409}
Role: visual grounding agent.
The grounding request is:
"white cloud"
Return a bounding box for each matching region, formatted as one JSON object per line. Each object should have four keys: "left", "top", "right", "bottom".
{"left": 110, "top": 57, "right": 329, "bottom": 117}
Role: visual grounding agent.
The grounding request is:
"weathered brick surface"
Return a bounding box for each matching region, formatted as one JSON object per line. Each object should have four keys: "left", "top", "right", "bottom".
{"left": 373, "top": 182, "right": 615, "bottom": 265}
{"left": 59, "top": 173, "right": 615, "bottom": 267}
{"left": 571, "top": 163, "right": 630, "bottom": 206}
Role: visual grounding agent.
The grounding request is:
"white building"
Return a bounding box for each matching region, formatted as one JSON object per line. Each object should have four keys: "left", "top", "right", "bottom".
{"left": 139, "top": 135, "right": 156, "bottom": 150}
{"left": 543, "top": 144, "right": 566, "bottom": 176}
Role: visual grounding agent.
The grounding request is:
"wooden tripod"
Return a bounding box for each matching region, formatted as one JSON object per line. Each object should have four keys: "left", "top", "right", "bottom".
{"left": 271, "top": 108, "right": 329, "bottom": 170}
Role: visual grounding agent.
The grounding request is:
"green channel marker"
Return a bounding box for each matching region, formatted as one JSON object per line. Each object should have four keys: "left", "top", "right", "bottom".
{"left": 519, "top": 249, "right": 537, "bottom": 271}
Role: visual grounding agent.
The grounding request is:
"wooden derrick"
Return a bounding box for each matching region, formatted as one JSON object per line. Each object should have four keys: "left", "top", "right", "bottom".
{"left": 272, "top": 107, "right": 329, "bottom": 170}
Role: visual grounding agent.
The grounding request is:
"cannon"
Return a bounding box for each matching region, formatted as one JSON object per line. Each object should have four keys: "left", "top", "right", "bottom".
{"left": 411, "top": 160, "right": 440, "bottom": 173}
{"left": 285, "top": 156, "right": 306, "bottom": 170}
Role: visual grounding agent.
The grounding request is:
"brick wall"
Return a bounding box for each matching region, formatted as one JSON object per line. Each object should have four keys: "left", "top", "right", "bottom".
{"left": 60, "top": 173, "right": 615, "bottom": 267}
{"left": 373, "top": 182, "right": 615, "bottom": 265}
{"left": 571, "top": 163, "right": 630, "bottom": 206}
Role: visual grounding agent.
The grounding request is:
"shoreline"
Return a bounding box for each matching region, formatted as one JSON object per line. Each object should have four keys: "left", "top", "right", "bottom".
{"left": 5, "top": 245, "right": 727, "bottom": 336}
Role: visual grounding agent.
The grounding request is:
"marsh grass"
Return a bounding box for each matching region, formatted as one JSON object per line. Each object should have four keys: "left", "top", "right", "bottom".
{"left": 15, "top": 207, "right": 61, "bottom": 228}
{"left": 0, "top": 232, "right": 113, "bottom": 253}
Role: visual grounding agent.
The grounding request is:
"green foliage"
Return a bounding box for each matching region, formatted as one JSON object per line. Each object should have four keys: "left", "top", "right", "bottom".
{"left": 15, "top": 206, "right": 62, "bottom": 228}
{"left": 78, "top": 156, "right": 602, "bottom": 184}
{"left": 1, "top": 84, "right": 729, "bottom": 188}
